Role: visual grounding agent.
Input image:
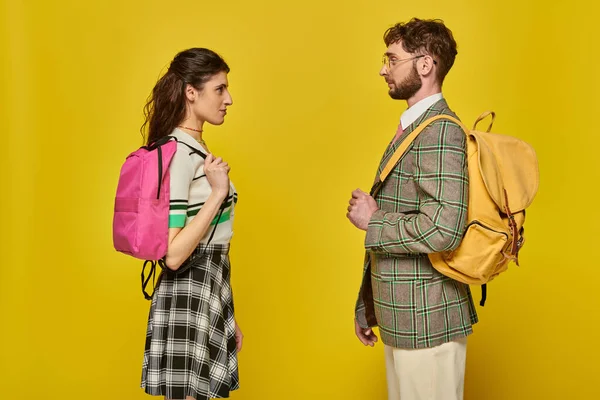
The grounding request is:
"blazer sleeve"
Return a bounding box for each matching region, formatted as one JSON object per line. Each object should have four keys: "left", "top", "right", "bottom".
{"left": 354, "top": 253, "right": 377, "bottom": 328}
{"left": 364, "top": 121, "right": 469, "bottom": 254}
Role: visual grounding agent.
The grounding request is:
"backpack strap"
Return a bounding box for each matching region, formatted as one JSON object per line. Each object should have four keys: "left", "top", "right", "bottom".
{"left": 145, "top": 135, "right": 207, "bottom": 158}
{"left": 144, "top": 134, "right": 174, "bottom": 151}
{"left": 368, "top": 114, "right": 491, "bottom": 302}
{"left": 480, "top": 284, "right": 487, "bottom": 306}
{"left": 177, "top": 140, "right": 207, "bottom": 159}
{"left": 371, "top": 114, "right": 468, "bottom": 197}
{"left": 472, "top": 111, "right": 496, "bottom": 132}
{"left": 142, "top": 259, "right": 166, "bottom": 300}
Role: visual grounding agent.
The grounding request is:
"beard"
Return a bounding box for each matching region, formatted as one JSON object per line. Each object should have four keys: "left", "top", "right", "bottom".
{"left": 388, "top": 64, "right": 422, "bottom": 100}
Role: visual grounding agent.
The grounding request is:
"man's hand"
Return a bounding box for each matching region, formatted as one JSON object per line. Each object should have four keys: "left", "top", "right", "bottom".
{"left": 347, "top": 189, "right": 379, "bottom": 231}
{"left": 355, "top": 319, "right": 378, "bottom": 347}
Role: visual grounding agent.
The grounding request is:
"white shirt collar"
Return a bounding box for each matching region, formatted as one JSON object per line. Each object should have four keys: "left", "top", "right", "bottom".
{"left": 400, "top": 93, "right": 444, "bottom": 130}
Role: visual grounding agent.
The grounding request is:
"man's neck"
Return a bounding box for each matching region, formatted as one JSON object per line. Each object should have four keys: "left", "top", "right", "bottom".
{"left": 406, "top": 85, "right": 442, "bottom": 108}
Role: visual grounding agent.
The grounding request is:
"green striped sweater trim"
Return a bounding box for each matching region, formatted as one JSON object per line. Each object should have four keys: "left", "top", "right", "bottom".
{"left": 169, "top": 210, "right": 231, "bottom": 228}
{"left": 169, "top": 214, "right": 186, "bottom": 228}
{"left": 210, "top": 209, "right": 231, "bottom": 226}
{"left": 169, "top": 209, "right": 232, "bottom": 228}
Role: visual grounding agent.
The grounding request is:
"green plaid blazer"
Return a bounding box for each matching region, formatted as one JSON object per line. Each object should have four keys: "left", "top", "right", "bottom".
{"left": 355, "top": 99, "right": 478, "bottom": 349}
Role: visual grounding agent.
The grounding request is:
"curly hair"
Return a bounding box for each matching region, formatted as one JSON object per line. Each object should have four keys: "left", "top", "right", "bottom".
{"left": 384, "top": 18, "right": 458, "bottom": 84}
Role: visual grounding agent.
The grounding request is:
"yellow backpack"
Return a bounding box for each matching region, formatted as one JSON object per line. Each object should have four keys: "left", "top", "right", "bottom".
{"left": 378, "top": 111, "right": 539, "bottom": 304}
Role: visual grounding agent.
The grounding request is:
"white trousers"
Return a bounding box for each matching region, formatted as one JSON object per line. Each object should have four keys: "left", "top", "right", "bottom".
{"left": 384, "top": 337, "right": 467, "bottom": 400}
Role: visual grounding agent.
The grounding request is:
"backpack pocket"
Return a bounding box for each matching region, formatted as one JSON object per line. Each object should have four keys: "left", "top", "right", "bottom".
{"left": 434, "top": 220, "right": 509, "bottom": 284}
{"left": 113, "top": 197, "right": 168, "bottom": 260}
{"left": 113, "top": 197, "right": 140, "bottom": 256}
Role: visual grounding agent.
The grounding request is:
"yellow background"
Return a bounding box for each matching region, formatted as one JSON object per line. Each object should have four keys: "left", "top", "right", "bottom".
{"left": 1, "top": 0, "right": 598, "bottom": 399}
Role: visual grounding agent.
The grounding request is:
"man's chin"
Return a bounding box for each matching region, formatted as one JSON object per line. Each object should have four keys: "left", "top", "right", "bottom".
{"left": 388, "top": 90, "right": 405, "bottom": 100}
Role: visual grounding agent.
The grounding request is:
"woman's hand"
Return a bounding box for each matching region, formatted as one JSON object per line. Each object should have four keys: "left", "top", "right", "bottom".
{"left": 204, "top": 154, "right": 230, "bottom": 199}
{"left": 234, "top": 321, "right": 243, "bottom": 353}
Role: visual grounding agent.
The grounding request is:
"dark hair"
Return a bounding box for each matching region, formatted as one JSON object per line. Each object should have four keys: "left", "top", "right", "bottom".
{"left": 383, "top": 18, "right": 457, "bottom": 84}
{"left": 141, "top": 48, "right": 230, "bottom": 145}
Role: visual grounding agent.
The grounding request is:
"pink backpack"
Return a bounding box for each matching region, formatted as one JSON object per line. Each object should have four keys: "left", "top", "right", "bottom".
{"left": 113, "top": 135, "right": 219, "bottom": 299}
{"left": 113, "top": 136, "right": 177, "bottom": 299}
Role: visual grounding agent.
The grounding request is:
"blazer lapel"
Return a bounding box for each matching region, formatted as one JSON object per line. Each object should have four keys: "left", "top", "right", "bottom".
{"left": 376, "top": 98, "right": 449, "bottom": 176}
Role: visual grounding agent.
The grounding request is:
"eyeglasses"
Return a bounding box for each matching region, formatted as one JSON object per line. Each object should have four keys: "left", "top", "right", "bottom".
{"left": 382, "top": 54, "right": 437, "bottom": 69}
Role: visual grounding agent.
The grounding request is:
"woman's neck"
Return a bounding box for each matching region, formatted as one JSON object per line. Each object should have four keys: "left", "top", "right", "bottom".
{"left": 178, "top": 116, "right": 204, "bottom": 141}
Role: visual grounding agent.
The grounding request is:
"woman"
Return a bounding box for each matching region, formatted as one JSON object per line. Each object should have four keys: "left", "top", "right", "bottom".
{"left": 140, "top": 47, "right": 243, "bottom": 400}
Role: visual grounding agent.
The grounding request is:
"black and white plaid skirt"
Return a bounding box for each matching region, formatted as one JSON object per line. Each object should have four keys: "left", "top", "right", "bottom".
{"left": 141, "top": 243, "right": 239, "bottom": 400}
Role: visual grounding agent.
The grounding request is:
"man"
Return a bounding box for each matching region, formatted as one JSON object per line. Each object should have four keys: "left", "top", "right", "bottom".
{"left": 346, "top": 18, "right": 478, "bottom": 400}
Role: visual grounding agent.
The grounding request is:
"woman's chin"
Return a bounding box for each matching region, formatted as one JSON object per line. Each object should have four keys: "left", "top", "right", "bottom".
{"left": 207, "top": 117, "right": 225, "bottom": 126}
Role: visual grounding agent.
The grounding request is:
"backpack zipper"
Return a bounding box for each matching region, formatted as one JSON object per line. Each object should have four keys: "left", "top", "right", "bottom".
{"left": 466, "top": 220, "right": 508, "bottom": 239}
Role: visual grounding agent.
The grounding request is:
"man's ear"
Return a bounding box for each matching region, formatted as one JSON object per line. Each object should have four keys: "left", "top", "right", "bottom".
{"left": 417, "top": 55, "right": 436, "bottom": 77}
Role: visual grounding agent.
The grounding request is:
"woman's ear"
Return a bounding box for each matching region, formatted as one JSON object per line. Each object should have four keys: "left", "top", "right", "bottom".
{"left": 185, "top": 84, "right": 196, "bottom": 102}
